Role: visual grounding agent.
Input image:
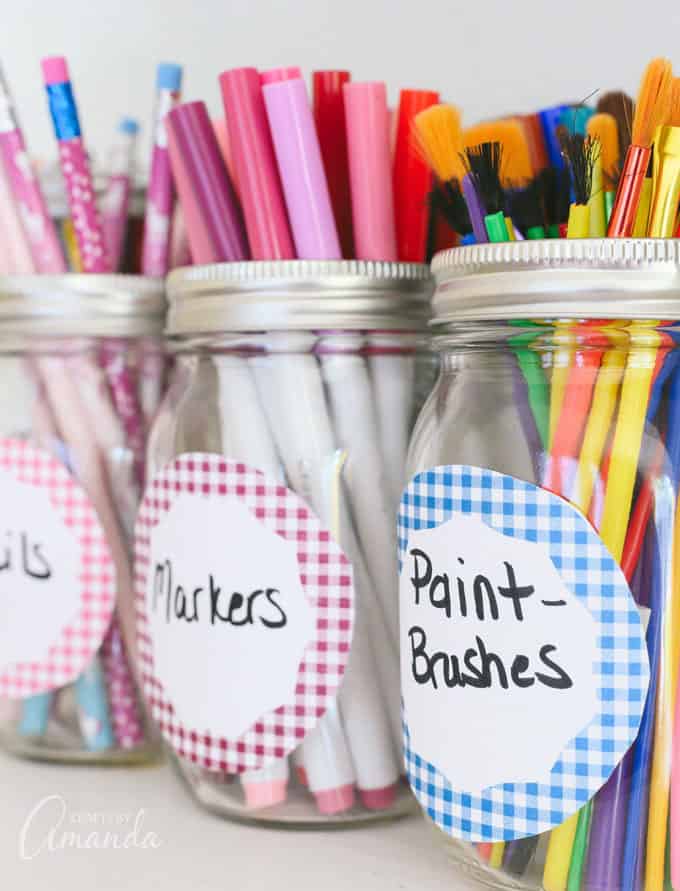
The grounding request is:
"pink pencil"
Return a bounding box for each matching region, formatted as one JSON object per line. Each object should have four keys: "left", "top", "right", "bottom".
{"left": 102, "top": 118, "right": 139, "bottom": 272}
{"left": 0, "top": 155, "right": 35, "bottom": 273}
{"left": 41, "top": 56, "right": 108, "bottom": 273}
{"left": 0, "top": 65, "right": 67, "bottom": 273}
{"left": 141, "top": 63, "right": 182, "bottom": 277}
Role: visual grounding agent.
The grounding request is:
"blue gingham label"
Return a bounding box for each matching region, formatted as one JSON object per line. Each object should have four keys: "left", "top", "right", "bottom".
{"left": 399, "top": 465, "right": 649, "bottom": 842}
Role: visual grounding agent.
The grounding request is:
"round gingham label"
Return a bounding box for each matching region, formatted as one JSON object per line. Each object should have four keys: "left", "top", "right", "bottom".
{"left": 135, "top": 453, "right": 355, "bottom": 773}
{"left": 0, "top": 439, "right": 116, "bottom": 697}
{"left": 399, "top": 465, "right": 649, "bottom": 842}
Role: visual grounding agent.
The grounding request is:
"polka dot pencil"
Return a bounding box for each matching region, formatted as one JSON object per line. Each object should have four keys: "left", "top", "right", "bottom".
{"left": 41, "top": 56, "right": 109, "bottom": 273}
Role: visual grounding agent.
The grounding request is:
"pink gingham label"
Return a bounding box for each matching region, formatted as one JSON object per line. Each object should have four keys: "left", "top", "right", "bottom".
{"left": 0, "top": 439, "right": 116, "bottom": 697}
{"left": 135, "top": 453, "right": 355, "bottom": 773}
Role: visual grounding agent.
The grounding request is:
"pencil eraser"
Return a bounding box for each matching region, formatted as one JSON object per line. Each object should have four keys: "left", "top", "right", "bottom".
{"left": 41, "top": 56, "right": 69, "bottom": 85}
{"left": 157, "top": 62, "right": 182, "bottom": 91}
{"left": 118, "top": 117, "right": 139, "bottom": 135}
{"left": 244, "top": 779, "right": 287, "bottom": 809}
{"left": 260, "top": 66, "right": 302, "bottom": 85}
{"left": 314, "top": 783, "right": 355, "bottom": 815}
{"left": 360, "top": 783, "right": 398, "bottom": 811}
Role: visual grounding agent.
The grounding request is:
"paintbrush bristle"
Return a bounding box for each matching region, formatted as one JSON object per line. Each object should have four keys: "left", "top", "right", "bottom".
{"left": 631, "top": 57, "right": 673, "bottom": 147}
{"left": 587, "top": 113, "right": 619, "bottom": 177}
{"left": 463, "top": 119, "right": 532, "bottom": 186}
{"left": 508, "top": 176, "right": 545, "bottom": 233}
{"left": 597, "top": 91, "right": 633, "bottom": 159}
{"left": 562, "top": 133, "right": 600, "bottom": 206}
{"left": 670, "top": 78, "right": 680, "bottom": 127}
{"left": 413, "top": 104, "right": 464, "bottom": 182}
{"left": 464, "top": 142, "right": 505, "bottom": 215}
{"left": 429, "top": 182, "right": 472, "bottom": 237}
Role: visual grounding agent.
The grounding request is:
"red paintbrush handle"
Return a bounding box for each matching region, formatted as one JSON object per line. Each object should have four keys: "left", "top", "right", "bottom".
{"left": 607, "top": 145, "right": 651, "bottom": 238}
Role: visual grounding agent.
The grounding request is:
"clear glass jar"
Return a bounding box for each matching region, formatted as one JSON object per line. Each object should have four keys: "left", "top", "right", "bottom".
{"left": 0, "top": 274, "right": 164, "bottom": 763}
{"left": 141, "top": 259, "right": 432, "bottom": 825}
{"left": 402, "top": 239, "right": 680, "bottom": 891}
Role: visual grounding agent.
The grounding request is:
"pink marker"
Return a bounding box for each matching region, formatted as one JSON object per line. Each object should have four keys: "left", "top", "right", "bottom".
{"left": 165, "top": 100, "right": 249, "bottom": 263}
{"left": 343, "top": 82, "right": 397, "bottom": 261}
{"left": 220, "top": 67, "right": 294, "bottom": 260}
{"left": 260, "top": 66, "right": 302, "bottom": 85}
{"left": 102, "top": 118, "right": 139, "bottom": 272}
{"left": 262, "top": 78, "right": 341, "bottom": 259}
{"left": 141, "top": 62, "right": 182, "bottom": 277}
{"left": 0, "top": 66, "right": 67, "bottom": 273}
{"left": 211, "top": 117, "right": 237, "bottom": 187}
{"left": 41, "top": 56, "right": 108, "bottom": 273}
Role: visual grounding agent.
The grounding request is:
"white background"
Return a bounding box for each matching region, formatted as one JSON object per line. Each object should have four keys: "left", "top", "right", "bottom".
{"left": 5, "top": 0, "right": 680, "bottom": 167}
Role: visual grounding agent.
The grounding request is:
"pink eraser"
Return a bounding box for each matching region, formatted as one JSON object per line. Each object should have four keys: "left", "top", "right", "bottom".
{"left": 260, "top": 66, "right": 302, "bottom": 85}
{"left": 244, "top": 779, "right": 288, "bottom": 809}
{"left": 360, "top": 783, "right": 398, "bottom": 811}
{"left": 314, "top": 783, "right": 355, "bottom": 815}
{"left": 41, "top": 56, "right": 69, "bottom": 85}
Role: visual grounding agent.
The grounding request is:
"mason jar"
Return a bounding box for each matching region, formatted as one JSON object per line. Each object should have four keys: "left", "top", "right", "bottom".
{"left": 139, "top": 259, "right": 433, "bottom": 824}
{"left": 401, "top": 238, "right": 680, "bottom": 891}
{"left": 0, "top": 274, "right": 165, "bottom": 764}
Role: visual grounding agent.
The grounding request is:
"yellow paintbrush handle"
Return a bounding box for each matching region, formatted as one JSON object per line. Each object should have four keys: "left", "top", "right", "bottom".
{"left": 588, "top": 158, "right": 606, "bottom": 237}
{"left": 599, "top": 328, "right": 659, "bottom": 561}
{"left": 543, "top": 813, "right": 580, "bottom": 891}
{"left": 644, "top": 496, "right": 680, "bottom": 891}
{"left": 567, "top": 204, "right": 590, "bottom": 239}
{"left": 632, "top": 178, "right": 653, "bottom": 238}
{"left": 648, "top": 127, "right": 680, "bottom": 236}
{"left": 573, "top": 348, "right": 627, "bottom": 514}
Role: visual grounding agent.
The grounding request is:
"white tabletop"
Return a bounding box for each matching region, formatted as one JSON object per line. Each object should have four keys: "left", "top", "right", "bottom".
{"left": 0, "top": 750, "right": 472, "bottom": 891}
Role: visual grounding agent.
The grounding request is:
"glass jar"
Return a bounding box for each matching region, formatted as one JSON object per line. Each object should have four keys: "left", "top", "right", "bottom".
{"left": 401, "top": 239, "right": 680, "bottom": 891}
{"left": 0, "top": 274, "right": 165, "bottom": 764}
{"left": 141, "top": 259, "right": 432, "bottom": 825}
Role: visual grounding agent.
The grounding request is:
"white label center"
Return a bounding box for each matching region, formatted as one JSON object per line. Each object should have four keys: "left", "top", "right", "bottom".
{"left": 147, "top": 492, "right": 316, "bottom": 740}
{"left": 0, "top": 469, "right": 81, "bottom": 671}
{"left": 400, "top": 512, "right": 599, "bottom": 794}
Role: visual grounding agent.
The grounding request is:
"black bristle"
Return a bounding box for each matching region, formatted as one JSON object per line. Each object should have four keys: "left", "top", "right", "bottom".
{"left": 557, "top": 166, "right": 572, "bottom": 224}
{"left": 507, "top": 177, "right": 545, "bottom": 234}
{"left": 540, "top": 167, "right": 571, "bottom": 228}
{"left": 428, "top": 182, "right": 472, "bottom": 237}
{"left": 561, "top": 133, "right": 600, "bottom": 206}
{"left": 463, "top": 142, "right": 505, "bottom": 215}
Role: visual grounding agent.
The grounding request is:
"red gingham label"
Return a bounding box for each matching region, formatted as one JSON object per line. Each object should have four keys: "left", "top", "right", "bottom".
{"left": 135, "top": 453, "right": 355, "bottom": 773}
{"left": 0, "top": 439, "right": 116, "bottom": 697}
